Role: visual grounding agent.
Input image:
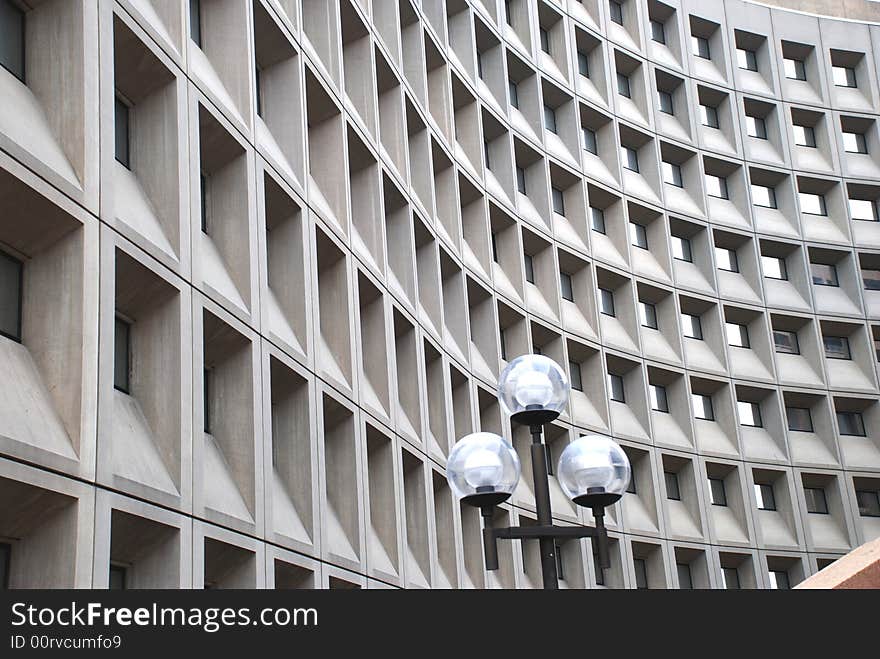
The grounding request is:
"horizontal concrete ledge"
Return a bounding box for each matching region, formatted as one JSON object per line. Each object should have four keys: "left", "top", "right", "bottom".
{"left": 796, "top": 538, "right": 880, "bottom": 588}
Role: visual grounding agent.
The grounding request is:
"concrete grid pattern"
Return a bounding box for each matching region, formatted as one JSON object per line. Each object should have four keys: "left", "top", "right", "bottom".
{"left": 0, "top": 0, "right": 879, "bottom": 590}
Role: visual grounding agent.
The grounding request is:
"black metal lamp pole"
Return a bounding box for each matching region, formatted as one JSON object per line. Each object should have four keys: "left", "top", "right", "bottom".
{"left": 464, "top": 408, "right": 615, "bottom": 590}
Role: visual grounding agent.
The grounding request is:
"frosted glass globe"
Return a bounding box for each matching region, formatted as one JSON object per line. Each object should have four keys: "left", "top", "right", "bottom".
{"left": 498, "top": 355, "right": 569, "bottom": 423}
{"left": 446, "top": 432, "right": 521, "bottom": 507}
{"left": 557, "top": 435, "right": 631, "bottom": 508}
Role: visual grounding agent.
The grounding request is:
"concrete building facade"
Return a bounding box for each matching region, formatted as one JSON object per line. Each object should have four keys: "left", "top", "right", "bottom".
{"left": 0, "top": 0, "right": 879, "bottom": 589}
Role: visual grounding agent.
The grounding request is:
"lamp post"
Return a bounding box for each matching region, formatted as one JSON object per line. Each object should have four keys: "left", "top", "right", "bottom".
{"left": 447, "top": 354, "right": 631, "bottom": 590}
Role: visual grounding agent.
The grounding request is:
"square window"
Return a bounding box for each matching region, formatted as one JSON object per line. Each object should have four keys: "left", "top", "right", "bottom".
{"left": 599, "top": 288, "right": 615, "bottom": 316}
{"left": 583, "top": 127, "right": 597, "bottom": 154}
{"left": 609, "top": 0, "right": 623, "bottom": 25}
{"left": 0, "top": 250, "right": 23, "bottom": 342}
{"left": 709, "top": 477, "right": 728, "bottom": 506}
{"left": 850, "top": 198, "right": 878, "bottom": 221}
{"left": 677, "top": 563, "right": 693, "bottom": 589}
{"left": 560, "top": 271, "right": 574, "bottom": 302}
{"left": 700, "top": 104, "right": 719, "bottom": 129}
{"left": 856, "top": 490, "right": 880, "bottom": 517}
{"left": 650, "top": 384, "right": 669, "bottom": 412}
{"left": 832, "top": 65, "right": 856, "bottom": 88}
{"left": 662, "top": 161, "right": 683, "bottom": 187}
{"left": 863, "top": 268, "right": 880, "bottom": 290}
{"left": 109, "top": 564, "right": 127, "bottom": 590}
{"left": 715, "top": 247, "right": 739, "bottom": 272}
{"left": 630, "top": 222, "right": 648, "bottom": 249}
{"left": 540, "top": 28, "right": 550, "bottom": 53}
{"left": 639, "top": 301, "right": 657, "bottom": 329}
{"left": 634, "top": 558, "right": 648, "bottom": 589}
{"left": 693, "top": 393, "right": 714, "bottom": 420}
{"left": 692, "top": 35, "right": 710, "bottom": 59}
{"left": 665, "top": 470, "right": 681, "bottom": 500}
{"left": 651, "top": 19, "right": 665, "bottom": 44}
{"left": 552, "top": 187, "right": 565, "bottom": 215}
{"left": 783, "top": 57, "right": 806, "bottom": 81}
{"left": 114, "top": 316, "right": 131, "bottom": 393}
{"left": 769, "top": 570, "right": 790, "bottom": 590}
{"left": 626, "top": 473, "right": 637, "bottom": 494}
{"left": 516, "top": 166, "right": 526, "bottom": 194}
{"left": 0, "top": 0, "right": 25, "bottom": 82}
{"left": 804, "top": 487, "right": 828, "bottom": 514}
{"left": 255, "top": 65, "right": 263, "bottom": 116}
{"left": 616, "top": 71, "right": 631, "bottom": 98}
{"left": 524, "top": 253, "right": 535, "bottom": 284}
{"left": 203, "top": 367, "right": 212, "bottom": 434}
{"left": 799, "top": 191, "right": 827, "bottom": 216}
{"left": 590, "top": 206, "right": 606, "bottom": 233}
{"left": 578, "top": 51, "right": 589, "bottom": 77}
{"left": 738, "top": 400, "right": 762, "bottom": 427}
{"left": 608, "top": 372, "right": 625, "bottom": 402}
{"left": 762, "top": 255, "right": 787, "bottom": 280}
{"left": 0, "top": 541, "right": 9, "bottom": 588}
{"left": 736, "top": 48, "right": 758, "bottom": 72}
{"left": 114, "top": 96, "right": 130, "bottom": 168}
{"left": 751, "top": 184, "right": 777, "bottom": 208}
{"left": 787, "top": 406, "right": 814, "bottom": 433}
{"left": 722, "top": 567, "right": 740, "bottom": 589}
{"left": 682, "top": 313, "right": 702, "bottom": 340}
{"left": 843, "top": 131, "right": 867, "bottom": 154}
{"left": 621, "top": 146, "right": 639, "bottom": 172}
{"left": 773, "top": 329, "right": 800, "bottom": 354}
{"left": 543, "top": 105, "right": 557, "bottom": 133}
{"left": 823, "top": 335, "right": 851, "bottom": 360}
{"left": 837, "top": 411, "right": 866, "bottom": 436}
{"left": 672, "top": 236, "right": 692, "bottom": 262}
{"left": 200, "top": 172, "right": 209, "bottom": 233}
{"left": 569, "top": 361, "right": 583, "bottom": 391}
{"left": 810, "top": 262, "right": 838, "bottom": 286}
{"left": 658, "top": 90, "right": 674, "bottom": 114}
{"left": 190, "top": 0, "right": 202, "bottom": 46}
{"left": 793, "top": 124, "right": 816, "bottom": 148}
{"left": 746, "top": 115, "right": 767, "bottom": 140}
{"left": 755, "top": 482, "right": 776, "bottom": 511}
{"left": 509, "top": 79, "right": 519, "bottom": 108}
{"left": 705, "top": 174, "right": 728, "bottom": 199}
{"left": 726, "top": 322, "right": 749, "bottom": 348}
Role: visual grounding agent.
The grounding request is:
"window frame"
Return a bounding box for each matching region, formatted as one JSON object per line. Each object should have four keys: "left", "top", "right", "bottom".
{"left": 693, "top": 393, "right": 715, "bottom": 421}
{"left": 709, "top": 477, "right": 728, "bottom": 506}
{"left": 650, "top": 384, "right": 669, "bottom": 412}
{"left": 786, "top": 406, "right": 814, "bottom": 433}
{"left": 639, "top": 301, "right": 658, "bottom": 329}
{"left": 114, "top": 315, "right": 132, "bottom": 394}
{"left": 608, "top": 372, "right": 626, "bottom": 403}
{"left": 823, "top": 335, "right": 851, "bottom": 360}
{"left": 0, "top": 249, "right": 23, "bottom": 343}
{"left": 836, "top": 410, "right": 866, "bottom": 437}
{"left": 737, "top": 400, "right": 763, "bottom": 427}
{"left": 682, "top": 313, "right": 703, "bottom": 340}
{"left": 755, "top": 482, "right": 777, "bottom": 511}
{"left": 810, "top": 262, "right": 838, "bottom": 287}
{"left": 599, "top": 287, "right": 615, "bottom": 316}
{"left": 773, "top": 329, "right": 800, "bottom": 355}
{"left": 804, "top": 486, "right": 829, "bottom": 515}
{"left": 736, "top": 48, "right": 758, "bottom": 72}
{"left": 560, "top": 271, "right": 574, "bottom": 302}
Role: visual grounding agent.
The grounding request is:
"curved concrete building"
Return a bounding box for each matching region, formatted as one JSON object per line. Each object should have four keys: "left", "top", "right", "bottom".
{"left": 0, "top": 0, "right": 878, "bottom": 589}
